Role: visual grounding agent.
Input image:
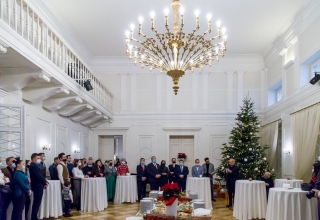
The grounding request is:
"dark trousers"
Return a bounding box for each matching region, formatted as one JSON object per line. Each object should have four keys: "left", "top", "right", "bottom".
{"left": 210, "top": 179, "right": 213, "bottom": 199}
{"left": 137, "top": 181, "right": 146, "bottom": 200}
{"left": 178, "top": 182, "right": 186, "bottom": 192}
{"left": 31, "top": 189, "right": 43, "bottom": 220}
{"left": 12, "top": 193, "right": 26, "bottom": 220}
{"left": 64, "top": 200, "right": 71, "bottom": 215}
{"left": 149, "top": 182, "right": 160, "bottom": 191}
{"left": 25, "top": 194, "right": 31, "bottom": 219}
{"left": 227, "top": 184, "right": 235, "bottom": 206}
{"left": 0, "top": 192, "right": 12, "bottom": 220}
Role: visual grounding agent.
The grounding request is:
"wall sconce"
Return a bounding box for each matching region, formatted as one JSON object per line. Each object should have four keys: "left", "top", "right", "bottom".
{"left": 283, "top": 149, "right": 291, "bottom": 155}
{"left": 42, "top": 144, "right": 51, "bottom": 151}
{"left": 74, "top": 149, "right": 80, "bottom": 154}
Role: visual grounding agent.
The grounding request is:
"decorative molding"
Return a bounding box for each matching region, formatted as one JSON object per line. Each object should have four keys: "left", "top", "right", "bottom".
{"left": 162, "top": 127, "right": 202, "bottom": 132}
{"left": 130, "top": 73, "right": 137, "bottom": 112}
{"left": 237, "top": 71, "right": 245, "bottom": 111}
{"left": 226, "top": 71, "right": 234, "bottom": 112}
{"left": 202, "top": 72, "right": 209, "bottom": 112}
{"left": 119, "top": 73, "right": 127, "bottom": 113}
{"left": 166, "top": 76, "right": 172, "bottom": 112}
{"left": 283, "top": 60, "right": 294, "bottom": 70}
{"left": 156, "top": 73, "right": 163, "bottom": 112}
{"left": 192, "top": 72, "right": 199, "bottom": 112}
{"left": 91, "top": 127, "right": 129, "bottom": 131}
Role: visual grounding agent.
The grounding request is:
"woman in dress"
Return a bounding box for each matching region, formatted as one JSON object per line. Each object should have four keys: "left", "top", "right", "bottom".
{"left": 160, "top": 160, "right": 169, "bottom": 187}
{"left": 12, "top": 158, "right": 32, "bottom": 220}
{"left": 114, "top": 158, "right": 121, "bottom": 168}
{"left": 72, "top": 159, "right": 88, "bottom": 211}
{"left": 93, "top": 160, "right": 105, "bottom": 177}
{"left": 105, "top": 160, "right": 117, "bottom": 201}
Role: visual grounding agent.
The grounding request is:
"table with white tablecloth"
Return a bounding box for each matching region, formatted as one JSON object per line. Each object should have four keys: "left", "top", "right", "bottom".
{"left": 233, "top": 180, "right": 267, "bottom": 220}
{"left": 274, "top": 179, "right": 303, "bottom": 188}
{"left": 186, "top": 177, "right": 212, "bottom": 210}
{"left": 114, "top": 176, "right": 138, "bottom": 204}
{"left": 81, "top": 177, "right": 108, "bottom": 212}
{"left": 266, "top": 188, "right": 317, "bottom": 220}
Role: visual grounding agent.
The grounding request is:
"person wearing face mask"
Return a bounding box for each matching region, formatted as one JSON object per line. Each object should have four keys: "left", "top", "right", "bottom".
{"left": 117, "top": 160, "right": 129, "bottom": 176}
{"left": 29, "top": 153, "right": 48, "bottom": 220}
{"left": 25, "top": 160, "right": 31, "bottom": 220}
{"left": 1, "top": 156, "right": 15, "bottom": 220}
{"left": 169, "top": 158, "right": 177, "bottom": 183}
{"left": 160, "top": 160, "right": 169, "bottom": 187}
{"left": 174, "top": 159, "right": 189, "bottom": 192}
{"left": 39, "top": 153, "right": 47, "bottom": 178}
{"left": 136, "top": 158, "right": 147, "bottom": 201}
{"left": 66, "top": 155, "right": 74, "bottom": 178}
{"left": 114, "top": 158, "right": 121, "bottom": 168}
{"left": 57, "top": 153, "right": 70, "bottom": 187}
{"left": 12, "top": 157, "right": 32, "bottom": 220}
{"left": 72, "top": 159, "right": 88, "bottom": 211}
{"left": 147, "top": 156, "right": 161, "bottom": 190}
{"left": 49, "top": 157, "right": 60, "bottom": 180}
{"left": 82, "top": 158, "right": 94, "bottom": 177}
{"left": 192, "top": 159, "right": 204, "bottom": 177}
{"left": 105, "top": 160, "right": 117, "bottom": 201}
{"left": 260, "top": 172, "right": 273, "bottom": 201}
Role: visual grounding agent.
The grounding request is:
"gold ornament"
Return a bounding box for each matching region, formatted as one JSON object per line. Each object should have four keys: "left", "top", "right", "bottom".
{"left": 258, "top": 170, "right": 260, "bottom": 173}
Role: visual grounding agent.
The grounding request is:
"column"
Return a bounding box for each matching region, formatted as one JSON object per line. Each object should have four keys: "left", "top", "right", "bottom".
{"left": 280, "top": 49, "right": 287, "bottom": 100}
{"left": 237, "top": 71, "right": 245, "bottom": 111}
{"left": 192, "top": 72, "right": 199, "bottom": 112}
{"left": 260, "top": 69, "right": 267, "bottom": 111}
{"left": 202, "top": 72, "right": 209, "bottom": 112}
{"left": 292, "top": 37, "right": 300, "bottom": 93}
{"left": 166, "top": 76, "right": 172, "bottom": 112}
{"left": 226, "top": 71, "right": 234, "bottom": 112}
{"left": 155, "top": 73, "right": 163, "bottom": 113}
{"left": 119, "top": 73, "right": 127, "bottom": 113}
{"left": 129, "top": 73, "right": 137, "bottom": 113}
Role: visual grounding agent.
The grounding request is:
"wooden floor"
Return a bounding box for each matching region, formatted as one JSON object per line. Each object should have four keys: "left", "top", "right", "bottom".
{"left": 50, "top": 198, "right": 235, "bottom": 220}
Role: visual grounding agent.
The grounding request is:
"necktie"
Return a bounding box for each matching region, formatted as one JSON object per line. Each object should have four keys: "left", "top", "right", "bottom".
{"left": 154, "top": 163, "right": 157, "bottom": 169}
{"left": 142, "top": 165, "right": 144, "bottom": 171}
{"left": 181, "top": 166, "right": 183, "bottom": 172}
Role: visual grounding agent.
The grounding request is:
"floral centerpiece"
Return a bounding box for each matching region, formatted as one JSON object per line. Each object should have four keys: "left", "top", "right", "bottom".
{"left": 161, "top": 182, "right": 181, "bottom": 206}
{"left": 177, "top": 153, "right": 187, "bottom": 160}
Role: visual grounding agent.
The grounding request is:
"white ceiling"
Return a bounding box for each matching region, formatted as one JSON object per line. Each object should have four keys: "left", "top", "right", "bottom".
{"left": 43, "top": 0, "right": 307, "bottom": 57}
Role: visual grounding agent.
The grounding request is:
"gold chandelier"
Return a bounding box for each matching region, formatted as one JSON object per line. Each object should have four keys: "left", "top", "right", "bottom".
{"left": 125, "top": 0, "right": 227, "bottom": 95}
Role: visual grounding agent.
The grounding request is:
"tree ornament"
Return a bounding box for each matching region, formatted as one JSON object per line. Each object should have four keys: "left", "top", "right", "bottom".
{"left": 227, "top": 155, "right": 230, "bottom": 158}
{"left": 249, "top": 148, "right": 252, "bottom": 151}
{"left": 244, "top": 158, "right": 247, "bottom": 162}
{"left": 263, "top": 157, "right": 266, "bottom": 160}
{"left": 254, "top": 168, "right": 258, "bottom": 171}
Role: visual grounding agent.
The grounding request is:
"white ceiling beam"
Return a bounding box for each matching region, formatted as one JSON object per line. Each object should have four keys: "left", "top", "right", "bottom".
{"left": 81, "top": 115, "right": 108, "bottom": 126}
{"left": 22, "top": 86, "right": 69, "bottom": 103}
{"left": 58, "top": 104, "right": 93, "bottom": 117}
{"left": 88, "top": 119, "right": 109, "bottom": 128}
{"left": 70, "top": 110, "right": 101, "bottom": 122}
{"left": 42, "top": 96, "right": 82, "bottom": 111}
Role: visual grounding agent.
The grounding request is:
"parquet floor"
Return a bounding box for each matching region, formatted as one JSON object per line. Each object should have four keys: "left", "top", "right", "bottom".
{"left": 49, "top": 198, "right": 236, "bottom": 220}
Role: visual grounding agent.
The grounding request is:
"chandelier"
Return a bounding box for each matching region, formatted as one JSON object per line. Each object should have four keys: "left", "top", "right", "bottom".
{"left": 125, "top": 0, "right": 227, "bottom": 95}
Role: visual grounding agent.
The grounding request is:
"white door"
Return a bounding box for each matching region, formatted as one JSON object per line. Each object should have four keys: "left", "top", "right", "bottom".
{"left": 169, "top": 136, "right": 194, "bottom": 177}
{"left": 98, "top": 136, "right": 115, "bottom": 162}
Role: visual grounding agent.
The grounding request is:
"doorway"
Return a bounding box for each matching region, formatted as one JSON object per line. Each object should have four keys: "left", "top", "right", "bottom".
{"left": 98, "top": 135, "right": 123, "bottom": 162}
{"left": 169, "top": 136, "right": 194, "bottom": 177}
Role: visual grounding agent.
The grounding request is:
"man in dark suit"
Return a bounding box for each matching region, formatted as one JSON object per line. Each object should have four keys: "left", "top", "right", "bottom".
{"left": 226, "top": 158, "right": 239, "bottom": 208}
{"left": 136, "top": 158, "right": 148, "bottom": 200}
{"left": 146, "top": 156, "right": 161, "bottom": 190}
{"left": 168, "top": 158, "right": 177, "bottom": 183}
{"left": 174, "top": 159, "right": 189, "bottom": 192}
{"left": 29, "top": 153, "right": 48, "bottom": 220}
{"left": 39, "top": 153, "right": 47, "bottom": 178}
{"left": 1, "top": 156, "right": 15, "bottom": 220}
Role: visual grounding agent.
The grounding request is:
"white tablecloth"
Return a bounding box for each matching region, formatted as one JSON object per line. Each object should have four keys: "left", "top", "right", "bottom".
{"left": 114, "top": 176, "right": 138, "bottom": 204}
{"left": 186, "top": 177, "right": 212, "bottom": 210}
{"left": 233, "top": 180, "right": 267, "bottom": 220}
{"left": 266, "top": 188, "right": 317, "bottom": 220}
{"left": 81, "top": 177, "right": 108, "bottom": 212}
{"left": 274, "top": 179, "right": 303, "bottom": 188}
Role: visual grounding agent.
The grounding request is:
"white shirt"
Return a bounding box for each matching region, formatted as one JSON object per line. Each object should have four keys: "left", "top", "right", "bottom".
{"left": 72, "top": 167, "right": 84, "bottom": 179}
{"left": 0, "top": 170, "right": 4, "bottom": 185}
{"left": 57, "top": 161, "right": 68, "bottom": 184}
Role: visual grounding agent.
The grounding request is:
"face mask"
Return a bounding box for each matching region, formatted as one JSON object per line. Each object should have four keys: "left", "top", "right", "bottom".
{"left": 312, "top": 169, "right": 314, "bottom": 173}
{"left": 88, "top": 165, "right": 92, "bottom": 168}
{"left": 12, "top": 163, "right": 16, "bottom": 168}
{"left": 179, "top": 162, "right": 183, "bottom": 166}
{"left": 27, "top": 165, "right": 30, "bottom": 168}
{"left": 109, "top": 163, "right": 113, "bottom": 166}
{"left": 161, "top": 163, "right": 165, "bottom": 166}
{"left": 0, "top": 162, "right": 2, "bottom": 166}
{"left": 318, "top": 156, "right": 320, "bottom": 162}
{"left": 153, "top": 159, "right": 156, "bottom": 163}
{"left": 42, "top": 157, "right": 46, "bottom": 161}
{"left": 141, "top": 161, "right": 145, "bottom": 165}
{"left": 22, "top": 166, "right": 25, "bottom": 170}
{"left": 36, "top": 159, "right": 41, "bottom": 164}
{"left": 195, "top": 163, "right": 199, "bottom": 166}
{"left": 78, "top": 163, "right": 81, "bottom": 167}
{"left": 121, "top": 161, "right": 126, "bottom": 165}
{"left": 172, "top": 161, "right": 176, "bottom": 164}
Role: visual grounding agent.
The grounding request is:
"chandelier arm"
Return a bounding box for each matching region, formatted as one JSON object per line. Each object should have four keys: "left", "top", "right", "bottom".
{"left": 141, "top": 47, "right": 171, "bottom": 70}
{"left": 154, "top": 31, "right": 172, "bottom": 62}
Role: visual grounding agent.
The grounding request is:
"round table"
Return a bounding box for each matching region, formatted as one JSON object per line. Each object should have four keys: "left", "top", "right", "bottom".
{"left": 274, "top": 179, "right": 303, "bottom": 188}
{"left": 186, "top": 177, "right": 212, "bottom": 209}
{"left": 114, "top": 176, "right": 138, "bottom": 204}
{"left": 233, "top": 180, "right": 267, "bottom": 220}
{"left": 266, "top": 188, "right": 317, "bottom": 220}
{"left": 81, "top": 177, "right": 108, "bottom": 212}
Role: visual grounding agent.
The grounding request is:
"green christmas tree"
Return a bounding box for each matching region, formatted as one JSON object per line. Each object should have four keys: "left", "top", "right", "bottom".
{"left": 216, "top": 97, "right": 271, "bottom": 180}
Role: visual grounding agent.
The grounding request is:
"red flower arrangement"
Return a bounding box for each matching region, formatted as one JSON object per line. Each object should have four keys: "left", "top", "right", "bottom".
{"left": 161, "top": 182, "right": 181, "bottom": 206}
{"left": 177, "top": 153, "right": 187, "bottom": 159}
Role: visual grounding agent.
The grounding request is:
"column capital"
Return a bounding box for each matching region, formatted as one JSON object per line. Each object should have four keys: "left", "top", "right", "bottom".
{"left": 129, "top": 72, "right": 138, "bottom": 76}
{"left": 235, "top": 71, "right": 245, "bottom": 75}
{"left": 225, "top": 71, "right": 235, "bottom": 75}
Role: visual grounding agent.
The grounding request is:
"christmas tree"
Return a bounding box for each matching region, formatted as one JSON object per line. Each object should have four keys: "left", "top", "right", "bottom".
{"left": 216, "top": 97, "right": 271, "bottom": 180}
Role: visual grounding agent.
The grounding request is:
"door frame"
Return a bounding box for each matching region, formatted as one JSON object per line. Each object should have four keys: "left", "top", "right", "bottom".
{"left": 163, "top": 127, "right": 202, "bottom": 163}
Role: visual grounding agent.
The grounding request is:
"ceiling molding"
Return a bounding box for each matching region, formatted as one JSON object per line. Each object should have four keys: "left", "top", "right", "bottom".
{"left": 162, "top": 127, "right": 202, "bottom": 132}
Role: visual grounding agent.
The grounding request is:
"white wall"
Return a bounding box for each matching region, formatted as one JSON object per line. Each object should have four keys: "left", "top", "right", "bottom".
{"left": 2, "top": 91, "right": 91, "bottom": 176}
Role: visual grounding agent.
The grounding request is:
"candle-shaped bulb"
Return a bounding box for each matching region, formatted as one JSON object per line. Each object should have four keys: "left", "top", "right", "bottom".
{"left": 134, "top": 51, "right": 137, "bottom": 57}
{"left": 224, "top": 35, "right": 227, "bottom": 41}
{"left": 195, "top": 10, "right": 200, "bottom": 17}
{"left": 141, "top": 54, "right": 145, "bottom": 59}
{"left": 216, "top": 20, "right": 221, "bottom": 27}
{"left": 139, "top": 16, "right": 143, "bottom": 24}
{"left": 222, "top": 28, "right": 226, "bottom": 35}
{"left": 190, "top": 59, "right": 194, "bottom": 64}
{"left": 128, "top": 45, "right": 133, "bottom": 51}
{"left": 150, "top": 11, "right": 155, "bottom": 19}
{"left": 180, "top": 7, "right": 185, "bottom": 15}
{"left": 130, "top": 24, "right": 135, "bottom": 30}
{"left": 206, "top": 13, "right": 212, "bottom": 21}
{"left": 164, "top": 8, "right": 169, "bottom": 16}
{"left": 180, "top": 60, "right": 183, "bottom": 66}
{"left": 171, "top": 60, "right": 174, "bottom": 66}
{"left": 125, "top": 31, "right": 130, "bottom": 38}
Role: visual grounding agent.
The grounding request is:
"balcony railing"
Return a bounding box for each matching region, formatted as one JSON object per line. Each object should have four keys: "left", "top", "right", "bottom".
{"left": 0, "top": 0, "right": 113, "bottom": 113}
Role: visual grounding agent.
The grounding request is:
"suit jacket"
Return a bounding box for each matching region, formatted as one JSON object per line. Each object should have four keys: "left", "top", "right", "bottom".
{"left": 136, "top": 164, "right": 148, "bottom": 182}
{"left": 147, "top": 163, "right": 161, "bottom": 183}
{"left": 226, "top": 165, "right": 239, "bottom": 187}
{"left": 1, "top": 166, "right": 14, "bottom": 189}
{"left": 202, "top": 163, "right": 215, "bottom": 179}
{"left": 174, "top": 165, "right": 189, "bottom": 183}
{"left": 39, "top": 161, "right": 47, "bottom": 178}
{"left": 29, "top": 162, "right": 47, "bottom": 192}
{"left": 168, "top": 164, "right": 177, "bottom": 182}
{"left": 192, "top": 165, "right": 204, "bottom": 177}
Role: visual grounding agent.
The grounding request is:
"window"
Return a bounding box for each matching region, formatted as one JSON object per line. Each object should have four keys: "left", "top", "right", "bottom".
{"left": 276, "top": 87, "right": 282, "bottom": 102}
{"left": 311, "top": 59, "right": 320, "bottom": 77}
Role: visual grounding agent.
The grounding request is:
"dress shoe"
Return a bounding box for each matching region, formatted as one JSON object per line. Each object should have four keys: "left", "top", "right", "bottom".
{"left": 63, "top": 213, "right": 73, "bottom": 217}
{"left": 212, "top": 198, "right": 216, "bottom": 202}
{"left": 226, "top": 204, "right": 232, "bottom": 208}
